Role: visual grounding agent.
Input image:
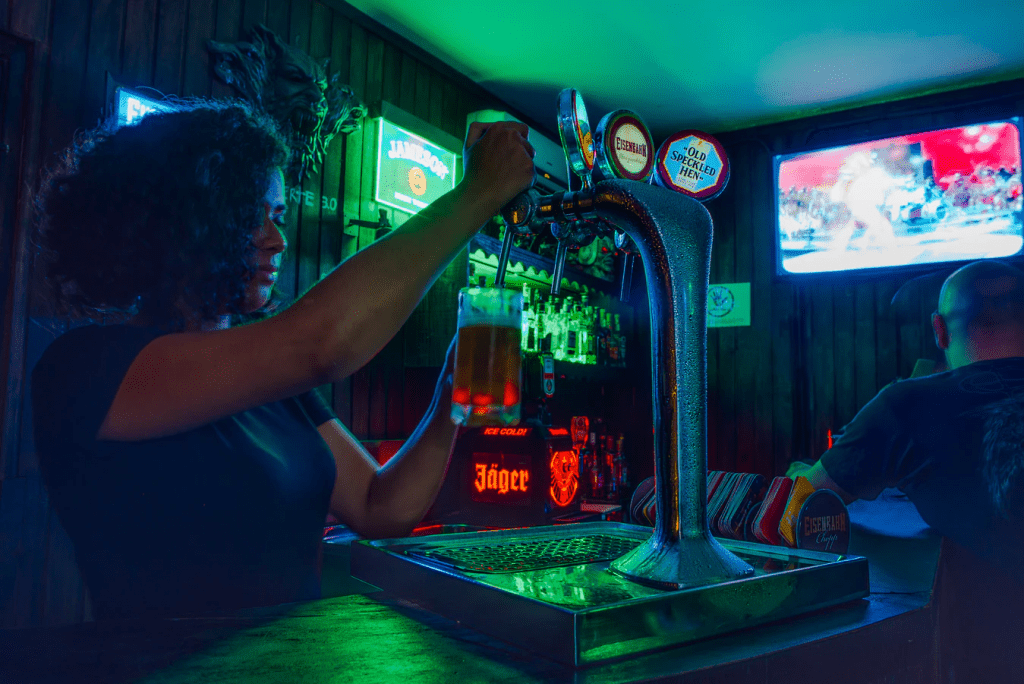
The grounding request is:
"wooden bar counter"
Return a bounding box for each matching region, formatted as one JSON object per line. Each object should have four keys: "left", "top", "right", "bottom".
{"left": 0, "top": 499, "right": 948, "bottom": 683}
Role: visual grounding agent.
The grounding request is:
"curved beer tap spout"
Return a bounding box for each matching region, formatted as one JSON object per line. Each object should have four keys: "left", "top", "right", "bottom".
{"left": 590, "top": 179, "right": 753, "bottom": 589}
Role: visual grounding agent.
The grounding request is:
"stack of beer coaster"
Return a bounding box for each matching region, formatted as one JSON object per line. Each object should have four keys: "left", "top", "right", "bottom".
{"left": 627, "top": 471, "right": 850, "bottom": 554}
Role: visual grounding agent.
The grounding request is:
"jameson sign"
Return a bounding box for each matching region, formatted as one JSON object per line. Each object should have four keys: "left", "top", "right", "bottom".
{"left": 375, "top": 118, "right": 458, "bottom": 215}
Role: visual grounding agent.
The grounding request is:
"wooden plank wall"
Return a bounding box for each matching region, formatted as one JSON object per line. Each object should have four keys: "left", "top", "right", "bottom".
{"left": 0, "top": 0, "right": 500, "bottom": 628}
{"left": 705, "top": 78, "right": 1024, "bottom": 478}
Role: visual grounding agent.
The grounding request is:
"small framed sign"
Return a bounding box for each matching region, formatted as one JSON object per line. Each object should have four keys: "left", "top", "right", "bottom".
{"left": 707, "top": 282, "right": 751, "bottom": 328}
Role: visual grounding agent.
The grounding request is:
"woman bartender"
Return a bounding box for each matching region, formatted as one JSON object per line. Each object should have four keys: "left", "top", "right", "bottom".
{"left": 31, "top": 99, "right": 534, "bottom": 620}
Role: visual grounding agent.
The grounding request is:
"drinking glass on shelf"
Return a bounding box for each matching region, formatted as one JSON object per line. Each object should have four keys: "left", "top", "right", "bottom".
{"left": 451, "top": 286, "right": 523, "bottom": 427}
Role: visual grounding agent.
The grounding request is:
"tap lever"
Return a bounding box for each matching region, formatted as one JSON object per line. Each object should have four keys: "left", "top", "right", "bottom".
{"left": 493, "top": 226, "right": 517, "bottom": 289}
{"left": 550, "top": 239, "right": 569, "bottom": 295}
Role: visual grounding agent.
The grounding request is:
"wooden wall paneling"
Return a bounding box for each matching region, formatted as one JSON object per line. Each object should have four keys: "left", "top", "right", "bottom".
{"left": 288, "top": 0, "right": 311, "bottom": 49}
{"left": 730, "top": 144, "right": 758, "bottom": 475}
{"left": 37, "top": 0, "right": 89, "bottom": 161}
{"left": 241, "top": 0, "right": 268, "bottom": 34}
{"left": 897, "top": 285, "right": 922, "bottom": 381}
{"left": 440, "top": 77, "right": 459, "bottom": 142}
{"left": 152, "top": 0, "right": 188, "bottom": 96}
{"left": 381, "top": 42, "right": 400, "bottom": 105}
{"left": 770, "top": 282, "right": 796, "bottom": 474}
{"left": 121, "top": 0, "right": 158, "bottom": 88}
{"left": 81, "top": 0, "right": 127, "bottom": 125}
{"left": 833, "top": 283, "right": 857, "bottom": 428}
{"left": 264, "top": 0, "right": 289, "bottom": 39}
{"left": 0, "top": 475, "right": 50, "bottom": 627}
{"left": 181, "top": 0, "right": 215, "bottom": 97}
{"left": 709, "top": 160, "right": 737, "bottom": 471}
{"left": 210, "top": 0, "right": 242, "bottom": 101}
{"left": 10, "top": 0, "right": 50, "bottom": 42}
{"left": 874, "top": 279, "right": 899, "bottom": 388}
{"left": 413, "top": 61, "right": 430, "bottom": 122}
{"left": 748, "top": 144, "right": 777, "bottom": 477}
{"left": 808, "top": 284, "right": 835, "bottom": 459}
{"left": 853, "top": 282, "right": 877, "bottom": 412}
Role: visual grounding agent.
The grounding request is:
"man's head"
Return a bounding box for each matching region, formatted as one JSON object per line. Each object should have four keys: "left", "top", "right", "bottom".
{"left": 932, "top": 260, "right": 1024, "bottom": 369}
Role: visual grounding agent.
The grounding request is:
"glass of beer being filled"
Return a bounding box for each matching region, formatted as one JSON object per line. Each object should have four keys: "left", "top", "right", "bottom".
{"left": 451, "top": 286, "right": 523, "bottom": 427}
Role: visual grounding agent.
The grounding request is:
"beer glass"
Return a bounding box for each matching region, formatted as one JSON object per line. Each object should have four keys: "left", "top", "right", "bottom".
{"left": 451, "top": 287, "right": 523, "bottom": 427}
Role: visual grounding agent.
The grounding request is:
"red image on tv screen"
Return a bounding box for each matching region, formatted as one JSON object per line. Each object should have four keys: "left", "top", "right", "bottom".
{"left": 777, "top": 121, "right": 1023, "bottom": 275}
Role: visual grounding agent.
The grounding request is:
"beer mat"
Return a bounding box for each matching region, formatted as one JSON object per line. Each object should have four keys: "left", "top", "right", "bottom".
{"left": 707, "top": 472, "right": 744, "bottom": 533}
{"left": 753, "top": 476, "right": 793, "bottom": 546}
{"left": 706, "top": 472, "right": 742, "bottom": 529}
{"left": 715, "top": 473, "right": 752, "bottom": 537}
{"left": 723, "top": 474, "right": 767, "bottom": 540}
{"left": 779, "top": 476, "right": 816, "bottom": 548}
{"left": 409, "top": 534, "right": 643, "bottom": 573}
{"left": 743, "top": 502, "right": 763, "bottom": 543}
{"left": 707, "top": 471, "right": 726, "bottom": 503}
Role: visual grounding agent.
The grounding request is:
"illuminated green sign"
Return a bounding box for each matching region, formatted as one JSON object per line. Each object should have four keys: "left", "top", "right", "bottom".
{"left": 707, "top": 283, "right": 751, "bottom": 327}
{"left": 375, "top": 118, "right": 458, "bottom": 214}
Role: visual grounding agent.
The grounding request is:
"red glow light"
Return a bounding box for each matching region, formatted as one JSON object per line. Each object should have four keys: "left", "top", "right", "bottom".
{"left": 548, "top": 428, "right": 569, "bottom": 437}
{"left": 482, "top": 427, "right": 530, "bottom": 436}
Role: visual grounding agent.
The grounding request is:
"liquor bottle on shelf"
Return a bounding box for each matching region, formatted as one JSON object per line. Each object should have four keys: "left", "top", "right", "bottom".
{"left": 614, "top": 313, "right": 626, "bottom": 367}
{"left": 538, "top": 302, "right": 552, "bottom": 354}
{"left": 604, "top": 435, "right": 618, "bottom": 501}
{"left": 615, "top": 433, "right": 628, "bottom": 493}
{"left": 522, "top": 284, "right": 534, "bottom": 354}
{"left": 577, "top": 294, "right": 590, "bottom": 365}
{"left": 562, "top": 295, "right": 575, "bottom": 362}
{"left": 597, "top": 311, "right": 610, "bottom": 366}
{"left": 585, "top": 306, "right": 598, "bottom": 365}
{"left": 588, "top": 429, "right": 604, "bottom": 501}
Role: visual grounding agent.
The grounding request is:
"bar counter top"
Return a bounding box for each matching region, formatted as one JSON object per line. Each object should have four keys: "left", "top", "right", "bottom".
{"left": 0, "top": 511, "right": 944, "bottom": 684}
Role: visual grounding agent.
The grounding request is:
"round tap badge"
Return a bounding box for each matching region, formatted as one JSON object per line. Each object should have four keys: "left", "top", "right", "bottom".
{"left": 557, "top": 88, "right": 595, "bottom": 182}
{"left": 595, "top": 110, "right": 654, "bottom": 182}
{"left": 654, "top": 130, "right": 730, "bottom": 201}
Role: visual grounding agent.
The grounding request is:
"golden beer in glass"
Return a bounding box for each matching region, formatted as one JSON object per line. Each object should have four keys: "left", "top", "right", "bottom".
{"left": 451, "top": 287, "right": 523, "bottom": 427}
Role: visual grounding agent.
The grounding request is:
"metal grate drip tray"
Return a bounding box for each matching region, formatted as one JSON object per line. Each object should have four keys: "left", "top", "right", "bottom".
{"left": 351, "top": 522, "right": 870, "bottom": 668}
{"left": 411, "top": 534, "right": 642, "bottom": 573}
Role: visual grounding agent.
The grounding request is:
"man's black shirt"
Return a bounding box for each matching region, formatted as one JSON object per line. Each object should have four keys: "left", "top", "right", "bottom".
{"left": 821, "top": 356, "right": 1024, "bottom": 576}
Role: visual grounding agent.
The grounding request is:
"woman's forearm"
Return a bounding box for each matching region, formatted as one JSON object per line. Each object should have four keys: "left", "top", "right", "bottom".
{"left": 294, "top": 183, "right": 499, "bottom": 383}
{"left": 363, "top": 383, "right": 458, "bottom": 538}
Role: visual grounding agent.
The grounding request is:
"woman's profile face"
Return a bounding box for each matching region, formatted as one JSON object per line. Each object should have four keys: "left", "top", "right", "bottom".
{"left": 244, "top": 169, "right": 288, "bottom": 313}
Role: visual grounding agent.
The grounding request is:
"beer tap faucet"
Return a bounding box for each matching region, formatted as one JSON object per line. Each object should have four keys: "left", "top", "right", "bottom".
{"left": 501, "top": 89, "right": 753, "bottom": 590}
{"left": 615, "top": 231, "right": 639, "bottom": 303}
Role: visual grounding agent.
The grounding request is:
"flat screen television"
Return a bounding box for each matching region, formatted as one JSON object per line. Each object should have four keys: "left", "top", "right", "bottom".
{"left": 774, "top": 118, "right": 1023, "bottom": 277}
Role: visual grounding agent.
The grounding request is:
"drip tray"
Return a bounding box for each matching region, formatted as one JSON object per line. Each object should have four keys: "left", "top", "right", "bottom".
{"left": 350, "top": 522, "right": 870, "bottom": 667}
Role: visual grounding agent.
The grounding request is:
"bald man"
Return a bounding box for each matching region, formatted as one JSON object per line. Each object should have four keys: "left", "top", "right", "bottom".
{"left": 792, "top": 260, "right": 1024, "bottom": 576}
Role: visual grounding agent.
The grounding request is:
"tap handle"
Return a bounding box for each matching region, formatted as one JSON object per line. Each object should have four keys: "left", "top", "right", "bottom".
{"left": 501, "top": 188, "right": 541, "bottom": 230}
{"left": 493, "top": 226, "right": 517, "bottom": 289}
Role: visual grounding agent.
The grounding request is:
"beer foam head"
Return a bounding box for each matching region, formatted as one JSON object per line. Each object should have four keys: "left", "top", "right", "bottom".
{"left": 458, "top": 287, "right": 522, "bottom": 329}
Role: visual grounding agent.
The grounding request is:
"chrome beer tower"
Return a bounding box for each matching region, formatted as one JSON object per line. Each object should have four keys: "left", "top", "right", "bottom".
{"left": 499, "top": 89, "right": 753, "bottom": 589}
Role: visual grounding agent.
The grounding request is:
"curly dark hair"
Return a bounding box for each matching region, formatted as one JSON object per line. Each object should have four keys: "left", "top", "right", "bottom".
{"left": 35, "top": 98, "right": 290, "bottom": 330}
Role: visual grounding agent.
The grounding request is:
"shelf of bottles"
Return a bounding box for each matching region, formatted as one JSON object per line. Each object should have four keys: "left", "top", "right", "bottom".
{"left": 573, "top": 416, "right": 629, "bottom": 504}
{"left": 521, "top": 284, "right": 627, "bottom": 367}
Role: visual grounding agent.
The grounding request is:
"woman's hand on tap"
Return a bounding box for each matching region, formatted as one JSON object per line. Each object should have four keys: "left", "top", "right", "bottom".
{"left": 461, "top": 121, "right": 536, "bottom": 213}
